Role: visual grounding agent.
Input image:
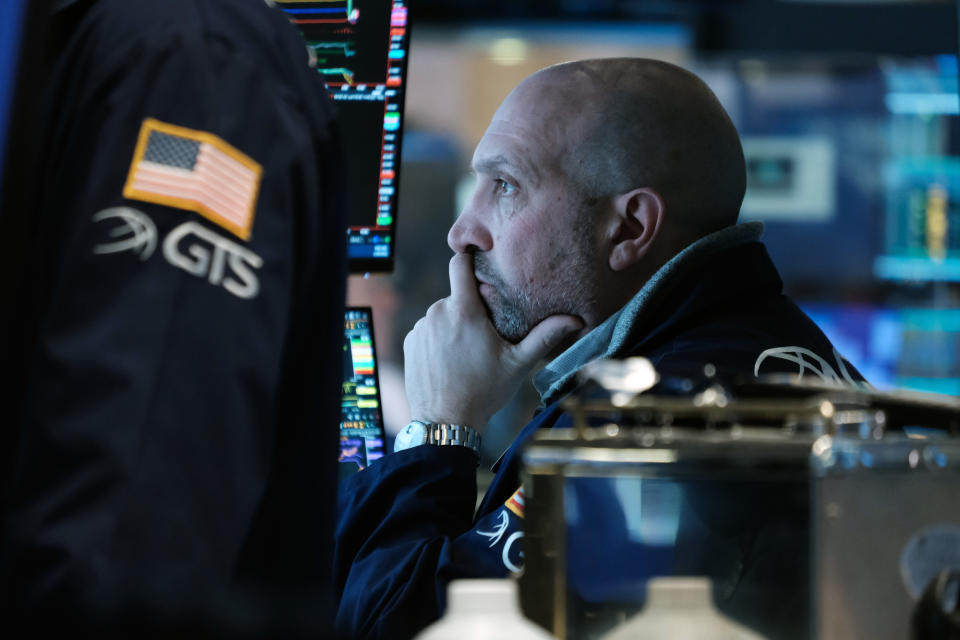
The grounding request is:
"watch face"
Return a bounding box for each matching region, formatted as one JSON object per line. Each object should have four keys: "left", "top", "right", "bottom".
{"left": 395, "top": 421, "right": 427, "bottom": 452}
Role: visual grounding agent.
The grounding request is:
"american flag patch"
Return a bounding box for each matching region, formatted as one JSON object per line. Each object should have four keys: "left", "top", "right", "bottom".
{"left": 123, "top": 118, "right": 262, "bottom": 241}
{"left": 505, "top": 487, "right": 525, "bottom": 518}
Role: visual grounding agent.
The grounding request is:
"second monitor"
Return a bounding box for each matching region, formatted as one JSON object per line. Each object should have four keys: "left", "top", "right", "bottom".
{"left": 277, "top": 0, "right": 410, "bottom": 273}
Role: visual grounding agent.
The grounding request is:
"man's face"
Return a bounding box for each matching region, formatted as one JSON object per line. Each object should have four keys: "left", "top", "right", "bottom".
{"left": 447, "top": 84, "right": 604, "bottom": 344}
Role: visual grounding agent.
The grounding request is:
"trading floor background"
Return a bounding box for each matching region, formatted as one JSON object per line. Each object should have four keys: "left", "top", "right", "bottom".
{"left": 351, "top": 0, "right": 960, "bottom": 474}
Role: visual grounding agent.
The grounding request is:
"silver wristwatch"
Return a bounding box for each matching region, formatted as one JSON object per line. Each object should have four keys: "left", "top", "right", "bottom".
{"left": 394, "top": 420, "right": 482, "bottom": 454}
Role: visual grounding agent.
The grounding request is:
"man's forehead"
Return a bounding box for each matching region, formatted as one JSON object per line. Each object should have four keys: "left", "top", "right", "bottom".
{"left": 471, "top": 108, "right": 565, "bottom": 178}
{"left": 471, "top": 127, "right": 547, "bottom": 184}
{"left": 472, "top": 148, "right": 539, "bottom": 183}
{"left": 503, "top": 80, "right": 593, "bottom": 142}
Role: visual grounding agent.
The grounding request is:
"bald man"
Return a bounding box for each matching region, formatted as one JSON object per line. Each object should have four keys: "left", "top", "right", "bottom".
{"left": 335, "top": 59, "right": 862, "bottom": 640}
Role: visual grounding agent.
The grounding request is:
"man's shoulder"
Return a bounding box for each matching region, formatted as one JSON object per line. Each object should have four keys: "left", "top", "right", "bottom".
{"left": 61, "top": 0, "right": 328, "bottom": 126}
{"left": 83, "top": 0, "right": 282, "bottom": 31}
{"left": 641, "top": 295, "right": 865, "bottom": 386}
{"left": 75, "top": 0, "right": 304, "bottom": 68}
{"left": 621, "top": 238, "right": 864, "bottom": 384}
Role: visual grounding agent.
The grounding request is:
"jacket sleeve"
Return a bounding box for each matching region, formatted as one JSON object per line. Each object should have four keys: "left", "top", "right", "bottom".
{"left": 335, "top": 445, "right": 526, "bottom": 640}
{"left": 3, "top": 5, "right": 346, "bottom": 629}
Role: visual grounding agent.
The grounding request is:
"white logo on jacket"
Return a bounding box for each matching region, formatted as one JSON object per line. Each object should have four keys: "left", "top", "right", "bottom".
{"left": 477, "top": 511, "right": 510, "bottom": 548}
{"left": 754, "top": 346, "right": 863, "bottom": 386}
{"left": 92, "top": 207, "right": 158, "bottom": 260}
{"left": 163, "top": 222, "right": 261, "bottom": 299}
{"left": 92, "top": 210, "right": 262, "bottom": 299}
{"left": 476, "top": 509, "right": 525, "bottom": 574}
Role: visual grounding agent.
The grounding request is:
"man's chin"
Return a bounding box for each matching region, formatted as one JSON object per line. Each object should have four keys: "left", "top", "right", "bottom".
{"left": 487, "top": 306, "right": 527, "bottom": 345}
{"left": 477, "top": 289, "right": 530, "bottom": 344}
{"left": 493, "top": 326, "right": 525, "bottom": 345}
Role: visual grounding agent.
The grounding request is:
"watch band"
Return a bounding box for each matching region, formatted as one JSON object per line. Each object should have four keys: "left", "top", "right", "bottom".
{"left": 428, "top": 422, "right": 482, "bottom": 452}
{"left": 398, "top": 420, "right": 481, "bottom": 454}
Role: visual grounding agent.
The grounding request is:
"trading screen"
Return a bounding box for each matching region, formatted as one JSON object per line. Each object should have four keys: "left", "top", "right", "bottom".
{"left": 277, "top": 0, "right": 409, "bottom": 272}
{"left": 339, "top": 308, "right": 386, "bottom": 476}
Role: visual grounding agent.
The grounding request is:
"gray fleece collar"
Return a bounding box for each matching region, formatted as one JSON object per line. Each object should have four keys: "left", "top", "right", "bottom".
{"left": 533, "top": 221, "right": 765, "bottom": 404}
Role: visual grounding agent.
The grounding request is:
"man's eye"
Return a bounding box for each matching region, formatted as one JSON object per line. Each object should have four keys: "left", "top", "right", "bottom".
{"left": 494, "top": 178, "right": 516, "bottom": 196}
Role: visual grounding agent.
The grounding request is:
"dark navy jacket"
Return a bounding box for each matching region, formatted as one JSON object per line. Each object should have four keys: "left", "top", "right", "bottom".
{"left": 335, "top": 240, "right": 863, "bottom": 640}
{"left": 0, "top": 0, "right": 346, "bottom": 633}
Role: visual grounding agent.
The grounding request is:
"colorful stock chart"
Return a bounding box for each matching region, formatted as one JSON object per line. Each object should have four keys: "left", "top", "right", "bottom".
{"left": 339, "top": 308, "right": 386, "bottom": 475}
{"left": 277, "top": 0, "right": 409, "bottom": 272}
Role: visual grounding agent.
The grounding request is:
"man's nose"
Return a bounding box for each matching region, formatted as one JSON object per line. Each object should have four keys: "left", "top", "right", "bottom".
{"left": 447, "top": 207, "right": 492, "bottom": 254}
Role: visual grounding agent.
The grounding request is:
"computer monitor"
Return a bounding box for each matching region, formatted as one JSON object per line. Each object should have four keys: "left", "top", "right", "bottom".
{"left": 277, "top": 0, "right": 410, "bottom": 273}
{"left": 340, "top": 307, "right": 387, "bottom": 477}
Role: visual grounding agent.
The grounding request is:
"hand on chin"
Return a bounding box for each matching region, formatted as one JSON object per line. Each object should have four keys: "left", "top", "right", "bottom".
{"left": 403, "top": 253, "right": 584, "bottom": 432}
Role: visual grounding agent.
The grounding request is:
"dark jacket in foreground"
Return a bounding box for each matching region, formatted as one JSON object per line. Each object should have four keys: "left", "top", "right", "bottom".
{"left": 0, "top": 0, "right": 346, "bottom": 633}
{"left": 335, "top": 238, "right": 864, "bottom": 640}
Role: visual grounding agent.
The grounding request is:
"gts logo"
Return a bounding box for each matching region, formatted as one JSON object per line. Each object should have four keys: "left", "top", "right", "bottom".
{"left": 92, "top": 207, "right": 261, "bottom": 299}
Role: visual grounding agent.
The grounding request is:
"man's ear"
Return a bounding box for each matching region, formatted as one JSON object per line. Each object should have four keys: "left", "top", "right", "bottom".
{"left": 607, "top": 188, "right": 664, "bottom": 272}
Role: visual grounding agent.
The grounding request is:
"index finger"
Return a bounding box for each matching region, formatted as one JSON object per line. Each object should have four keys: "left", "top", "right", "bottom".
{"left": 448, "top": 252, "right": 481, "bottom": 307}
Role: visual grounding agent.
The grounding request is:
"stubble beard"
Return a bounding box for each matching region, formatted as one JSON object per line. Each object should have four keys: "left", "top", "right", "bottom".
{"left": 473, "top": 214, "right": 599, "bottom": 345}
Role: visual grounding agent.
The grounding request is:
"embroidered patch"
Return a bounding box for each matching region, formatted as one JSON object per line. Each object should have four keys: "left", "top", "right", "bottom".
{"left": 505, "top": 487, "right": 525, "bottom": 518}
{"left": 123, "top": 118, "right": 262, "bottom": 241}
